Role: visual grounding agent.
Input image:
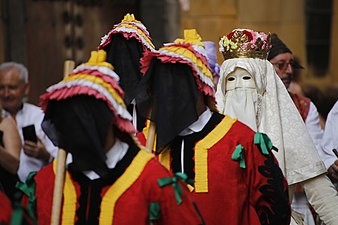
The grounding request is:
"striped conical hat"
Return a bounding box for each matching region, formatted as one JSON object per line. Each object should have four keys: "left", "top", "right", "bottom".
{"left": 40, "top": 50, "right": 136, "bottom": 134}
{"left": 141, "top": 29, "right": 215, "bottom": 98}
{"left": 98, "top": 13, "right": 155, "bottom": 51}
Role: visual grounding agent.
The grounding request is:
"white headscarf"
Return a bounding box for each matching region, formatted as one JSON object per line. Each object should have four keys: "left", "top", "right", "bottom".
{"left": 215, "top": 58, "right": 326, "bottom": 185}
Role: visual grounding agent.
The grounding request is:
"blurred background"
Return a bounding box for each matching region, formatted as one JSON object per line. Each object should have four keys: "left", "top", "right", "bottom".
{"left": 0, "top": 0, "right": 337, "bottom": 105}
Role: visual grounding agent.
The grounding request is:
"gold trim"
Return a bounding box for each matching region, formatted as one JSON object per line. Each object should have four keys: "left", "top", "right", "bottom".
{"left": 53, "top": 161, "right": 77, "bottom": 225}
{"left": 194, "top": 116, "right": 237, "bottom": 192}
{"left": 158, "top": 147, "right": 171, "bottom": 170}
{"left": 99, "top": 150, "right": 154, "bottom": 224}
{"left": 53, "top": 149, "right": 154, "bottom": 225}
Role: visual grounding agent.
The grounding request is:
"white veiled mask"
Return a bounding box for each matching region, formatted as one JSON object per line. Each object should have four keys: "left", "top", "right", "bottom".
{"left": 226, "top": 68, "right": 256, "bottom": 91}
{"left": 222, "top": 68, "right": 258, "bottom": 131}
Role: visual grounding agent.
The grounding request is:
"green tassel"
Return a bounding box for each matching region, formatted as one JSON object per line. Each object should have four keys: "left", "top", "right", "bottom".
{"left": 157, "top": 172, "right": 189, "bottom": 205}
{"left": 149, "top": 202, "right": 160, "bottom": 225}
{"left": 15, "top": 171, "right": 38, "bottom": 225}
{"left": 232, "top": 144, "right": 246, "bottom": 168}
{"left": 254, "top": 132, "right": 278, "bottom": 155}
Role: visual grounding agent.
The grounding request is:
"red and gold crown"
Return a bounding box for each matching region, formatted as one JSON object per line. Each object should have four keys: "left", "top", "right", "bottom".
{"left": 219, "top": 29, "right": 271, "bottom": 60}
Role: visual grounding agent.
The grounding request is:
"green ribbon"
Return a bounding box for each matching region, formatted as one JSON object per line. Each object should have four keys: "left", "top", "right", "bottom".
{"left": 232, "top": 144, "right": 246, "bottom": 168}
{"left": 10, "top": 201, "right": 24, "bottom": 225}
{"left": 15, "top": 171, "right": 38, "bottom": 225}
{"left": 149, "top": 202, "right": 161, "bottom": 225}
{"left": 157, "top": 172, "right": 189, "bottom": 205}
{"left": 254, "top": 132, "right": 278, "bottom": 155}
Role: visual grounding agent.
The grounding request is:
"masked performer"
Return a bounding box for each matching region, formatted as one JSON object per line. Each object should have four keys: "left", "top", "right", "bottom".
{"left": 98, "top": 13, "right": 155, "bottom": 131}
{"left": 17, "top": 50, "right": 203, "bottom": 225}
{"left": 216, "top": 28, "right": 338, "bottom": 225}
{"left": 138, "top": 29, "right": 290, "bottom": 225}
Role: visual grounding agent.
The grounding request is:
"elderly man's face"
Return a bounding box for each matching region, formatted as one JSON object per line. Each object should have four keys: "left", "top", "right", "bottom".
{"left": 269, "top": 52, "right": 294, "bottom": 89}
{"left": 0, "top": 68, "right": 29, "bottom": 115}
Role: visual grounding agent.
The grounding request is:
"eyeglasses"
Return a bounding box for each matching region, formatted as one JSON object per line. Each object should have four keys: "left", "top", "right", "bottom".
{"left": 272, "top": 61, "right": 294, "bottom": 71}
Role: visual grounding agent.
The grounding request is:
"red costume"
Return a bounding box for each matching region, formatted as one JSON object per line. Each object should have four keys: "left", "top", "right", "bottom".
{"left": 140, "top": 113, "right": 290, "bottom": 225}
{"left": 19, "top": 148, "right": 202, "bottom": 225}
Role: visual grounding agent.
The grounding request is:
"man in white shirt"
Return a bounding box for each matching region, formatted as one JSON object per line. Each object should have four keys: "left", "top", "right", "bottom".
{"left": 320, "top": 101, "right": 338, "bottom": 182}
{"left": 0, "top": 62, "right": 57, "bottom": 181}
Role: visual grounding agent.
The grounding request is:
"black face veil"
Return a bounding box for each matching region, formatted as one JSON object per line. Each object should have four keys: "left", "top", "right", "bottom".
{"left": 103, "top": 34, "right": 150, "bottom": 131}
{"left": 42, "top": 95, "right": 113, "bottom": 176}
{"left": 138, "top": 58, "right": 200, "bottom": 153}
{"left": 103, "top": 34, "right": 145, "bottom": 105}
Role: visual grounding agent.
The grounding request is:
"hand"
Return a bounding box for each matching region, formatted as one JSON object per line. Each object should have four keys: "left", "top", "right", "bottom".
{"left": 23, "top": 136, "right": 51, "bottom": 161}
{"left": 328, "top": 160, "right": 338, "bottom": 182}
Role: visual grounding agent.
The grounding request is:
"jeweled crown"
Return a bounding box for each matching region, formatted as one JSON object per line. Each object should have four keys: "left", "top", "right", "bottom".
{"left": 219, "top": 29, "right": 271, "bottom": 60}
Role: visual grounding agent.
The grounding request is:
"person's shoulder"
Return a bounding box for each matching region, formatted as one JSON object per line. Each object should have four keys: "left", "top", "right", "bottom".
{"left": 139, "top": 149, "right": 170, "bottom": 174}
{"left": 330, "top": 101, "right": 338, "bottom": 114}
{"left": 289, "top": 92, "right": 311, "bottom": 104}
{"left": 218, "top": 115, "right": 256, "bottom": 137}
{"left": 201, "top": 114, "right": 256, "bottom": 152}
{"left": 0, "top": 116, "right": 20, "bottom": 138}
{"left": 34, "top": 162, "right": 54, "bottom": 183}
{"left": 298, "top": 94, "right": 311, "bottom": 106}
{"left": 23, "top": 103, "right": 43, "bottom": 113}
{"left": 21, "top": 103, "right": 45, "bottom": 124}
{"left": 200, "top": 113, "right": 257, "bottom": 145}
{"left": 0, "top": 116, "right": 16, "bottom": 127}
{"left": 133, "top": 149, "right": 173, "bottom": 183}
{"left": 326, "top": 101, "right": 338, "bottom": 122}
{"left": 125, "top": 149, "right": 180, "bottom": 196}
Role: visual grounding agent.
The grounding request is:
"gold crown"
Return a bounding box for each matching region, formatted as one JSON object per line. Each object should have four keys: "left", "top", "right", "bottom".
{"left": 219, "top": 29, "right": 271, "bottom": 60}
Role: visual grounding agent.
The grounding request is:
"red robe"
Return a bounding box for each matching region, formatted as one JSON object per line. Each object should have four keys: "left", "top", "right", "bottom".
{"left": 19, "top": 148, "right": 203, "bottom": 225}
{"left": 139, "top": 113, "right": 291, "bottom": 225}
